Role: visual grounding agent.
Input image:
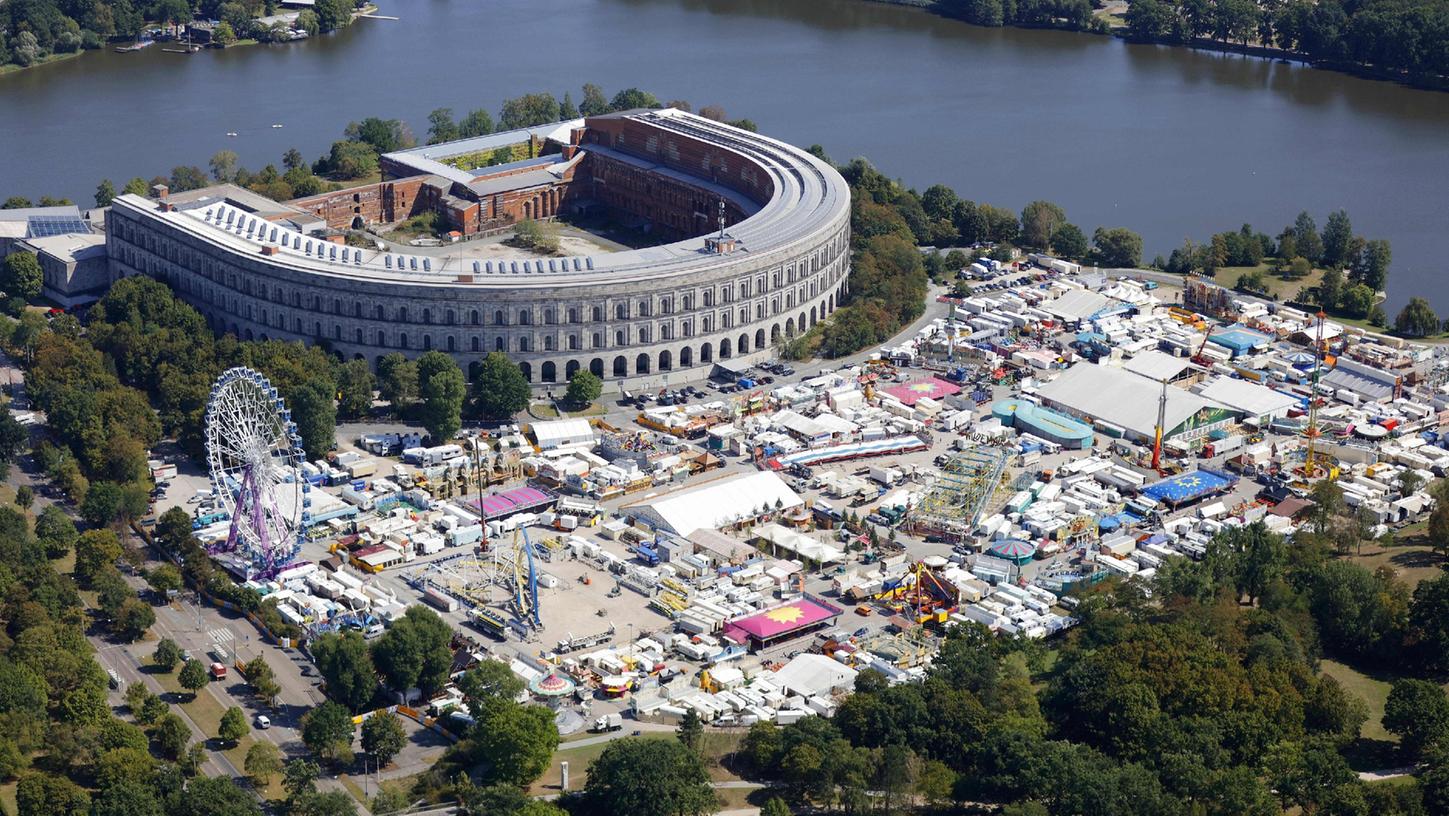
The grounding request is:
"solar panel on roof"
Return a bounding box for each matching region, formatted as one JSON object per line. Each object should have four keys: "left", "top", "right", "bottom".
{"left": 26, "top": 215, "right": 89, "bottom": 238}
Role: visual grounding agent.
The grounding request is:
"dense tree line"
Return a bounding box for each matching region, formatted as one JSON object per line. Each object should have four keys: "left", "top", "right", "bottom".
{"left": 1, "top": 0, "right": 358, "bottom": 70}
{"left": 0, "top": 497, "right": 268, "bottom": 816}
{"left": 939, "top": 0, "right": 1109, "bottom": 32}
{"left": 1157, "top": 209, "right": 1406, "bottom": 327}
{"left": 729, "top": 507, "right": 1449, "bottom": 814}
{"left": 1123, "top": 0, "right": 1449, "bottom": 81}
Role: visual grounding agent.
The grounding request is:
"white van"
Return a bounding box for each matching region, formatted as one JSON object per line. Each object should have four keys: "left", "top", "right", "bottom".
{"left": 254, "top": 714, "right": 271, "bottom": 729}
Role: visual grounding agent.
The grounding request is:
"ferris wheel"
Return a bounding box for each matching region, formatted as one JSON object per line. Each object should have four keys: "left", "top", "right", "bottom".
{"left": 204, "top": 367, "right": 306, "bottom": 578}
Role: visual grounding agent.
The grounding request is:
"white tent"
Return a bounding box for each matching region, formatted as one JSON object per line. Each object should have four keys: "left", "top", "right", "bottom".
{"left": 625, "top": 472, "right": 803, "bottom": 537}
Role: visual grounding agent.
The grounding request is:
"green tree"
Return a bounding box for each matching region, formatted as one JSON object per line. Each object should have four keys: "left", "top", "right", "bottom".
{"left": 320, "top": 140, "right": 378, "bottom": 180}
{"left": 360, "top": 711, "right": 406, "bottom": 767}
{"left": 314, "top": 0, "right": 352, "bottom": 31}
{"left": 111, "top": 598, "right": 155, "bottom": 641}
{"left": 376, "top": 352, "right": 417, "bottom": 408}
{"left": 219, "top": 706, "right": 249, "bottom": 744}
{"left": 95, "top": 179, "right": 117, "bottom": 207}
{"left": 426, "top": 108, "right": 459, "bottom": 145}
{"left": 471, "top": 352, "right": 530, "bottom": 419}
{"left": 370, "top": 605, "right": 453, "bottom": 695}
{"left": 311, "top": 630, "right": 378, "bottom": 711}
{"left": 336, "top": 358, "right": 375, "bottom": 419}
{"left": 1395, "top": 297, "right": 1438, "bottom": 337}
{"left": 1383, "top": 678, "right": 1449, "bottom": 759}
{"left": 676, "top": 709, "right": 703, "bottom": 754}
{"left": 74, "top": 528, "right": 122, "bottom": 584}
{"left": 1, "top": 252, "right": 44, "bottom": 301}
{"left": 1339, "top": 283, "right": 1375, "bottom": 317}
{"left": 244, "top": 740, "right": 284, "bottom": 786}
{"left": 458, "top": 109, "right": 494, "bottom": 138}
{"left": 1050, "top": 223, "right": 1089, "bottom": 260}
{"left": 760, "top": 798, "right": 791, "bottom": 816}
{"left": 1351, "top": 239, "right": 1392, "bottom": 292}
{"left": 177, "top": 776, "right": 260, "bottom": 816}
{"left": 213, "top": 21, "right": 236, "bottom": 45}
{"left": 1409, "top": 573, "right": 1449, "bottom": 672}
{"left": 416, "top": 351, "right": 465, "bottom": 443}
{"left": 154, "top": 713, "right": 191, "bottom": 760}
{"left": 301, "top": 701, "right": 355, "bottom": 763}
{"left": 35, "top": 505, "right": 76, "bottom": 560}
{"left": 14, "top": 485, "right": 32, "bottom": 510}
{"left": 79, "top": 482, "right": 125, "bottom": 529}
{"left": 498, "top": 93, "right": 561, "bottom": 129}
{"left": 1321, "top": 210, "right": 1353, "bottom": 268}
{"left": 1091, "top": 227, "right": 1143, "bottom": 268}
{"left": 1318, "top": 265, "right": 1345, "bottom": 309}
{"left": 1292, "top": 211, "right": 1323, "bottom": 263}
{"left": 90, "top": 781, "right": 159, "bottom": 816}
{"left": 289, "top": 381, "right": 336, "bottom": 459}
{"left": 208, "top": 150, "right": 239, "bottom": 183}
{"left": 458, "top": 659, "right": 525, "bottom": 721}
{"left": 153, "top": 638, "right": 182, "bottom": 672}
{"left": 145, "top": 563, "right": 182, "bottom": 597}
{"left": 1423, "top": 743, "right": 1449, "bottom": 815}
{"left": 564, "top": 369, "right": 602, "bottom": 405}
{"left": 1019, "top": 200, "right": 1066, "bottom": 249}
{"left": 474, "top": 703, "right": 558, "bottom": 786}
{"left": 609, "top": 88, "right": 661, "bottom": 111}
{"left": 579, "top": 83, "right": 610, "bottom": 116}
{"left": 584, "top": 738, "right": 714, "bottom": 816}
{"left": 16, "top": 772, "right": 90, "bottom": 816}
{"left": 178, "top": 659, "right": 209, "bottom": 698}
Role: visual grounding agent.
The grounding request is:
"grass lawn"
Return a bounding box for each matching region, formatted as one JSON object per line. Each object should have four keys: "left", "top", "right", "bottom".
{"left": 1320, "top": 657, "right": 1449, "bottom": 772}
{"left": 528, "top": 403, "right": 560, "bottom": 419}
{"left": 151, "top": 665, "right": 284, "bottom": 798}
{"left": 0, "top": 780, "right": 15, "bottom": 816}
{"left": 530, "top": 734, "right": 674, "bottom": 795}
{"left": 1320, "top": 659, "right": 1396, "bottom": 742}
{"left": 1350, "top": 525, "right": 1446, "bottom": 588}
{"left": 1215, "top": 263, "right": 1322, "bottom": 301}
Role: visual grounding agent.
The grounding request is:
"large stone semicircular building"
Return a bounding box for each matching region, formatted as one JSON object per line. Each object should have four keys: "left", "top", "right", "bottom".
{"left": 104, "top": 109, "right": 852, "bottom": 386}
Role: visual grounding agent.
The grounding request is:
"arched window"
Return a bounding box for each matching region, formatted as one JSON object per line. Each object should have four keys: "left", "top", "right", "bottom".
{"left": 494, "top": 310, "right": 505, "bottom": 325}
{"left": 543, "top": 336, "right": 555, "bottom": 351}
{"left": 519, "top": 309, "right": 531, "bottom": 325}
{"left": 592, "top": 306, "right": 603, "bottom": 322}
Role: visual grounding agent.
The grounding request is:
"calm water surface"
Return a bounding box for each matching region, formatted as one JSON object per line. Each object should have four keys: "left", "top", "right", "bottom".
{"left": 3, "top": 0, "right": 1447, "bottom": 310}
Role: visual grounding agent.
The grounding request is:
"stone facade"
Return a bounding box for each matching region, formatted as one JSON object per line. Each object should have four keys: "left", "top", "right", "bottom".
{"left": 104, "top": 111, "right": 852, "bottom": 389}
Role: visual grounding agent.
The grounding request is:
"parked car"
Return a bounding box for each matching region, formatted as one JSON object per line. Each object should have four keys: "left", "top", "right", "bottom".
{"left": 254, "top": 715, "right": 271, "bottom": 729}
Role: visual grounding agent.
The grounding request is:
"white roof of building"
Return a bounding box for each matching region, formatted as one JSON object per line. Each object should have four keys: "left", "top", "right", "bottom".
{"left": 1043, "top": 288, "right": 1111, "bottom": 321}
{"left": 1195, "top": 376, "right": 1298, "bottom": 417}
{"left": 625, "top": 471, "right": 803, "bottom": 537}
{"left": 531, "top": 418, "right": 595, "bottom": 448}
{"left": 753, "top": 522, "right": 844, "bottom": 564}
{"left": 1123, "top": 349, "right": 1191, "bottom": 382}
{"left": 21, "top": 232, "right": 106, "bottom": 263}
{"left": 1037, "top": 363, "right": 1224, "bottom": 439}
{"left": 771, "top": 653, "right": 858, "bottom": 698}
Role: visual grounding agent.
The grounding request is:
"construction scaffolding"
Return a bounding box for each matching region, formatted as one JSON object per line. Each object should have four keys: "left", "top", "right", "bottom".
{"left": 906, "top": 448, "right": 1010, "bottom": 542}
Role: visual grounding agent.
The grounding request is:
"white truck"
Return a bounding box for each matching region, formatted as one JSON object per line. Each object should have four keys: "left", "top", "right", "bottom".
{"left": 591, "top": 713, "right": 623, "bottom": 733}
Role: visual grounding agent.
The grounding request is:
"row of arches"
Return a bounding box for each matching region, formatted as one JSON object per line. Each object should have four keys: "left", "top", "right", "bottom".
{"left": 230, "top": 285, "right": 845, "bottom": 385}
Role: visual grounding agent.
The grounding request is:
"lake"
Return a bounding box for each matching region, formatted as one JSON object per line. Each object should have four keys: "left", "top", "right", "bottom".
{"left": 3, "top": 0, "right": 1448, "bottom": 310}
